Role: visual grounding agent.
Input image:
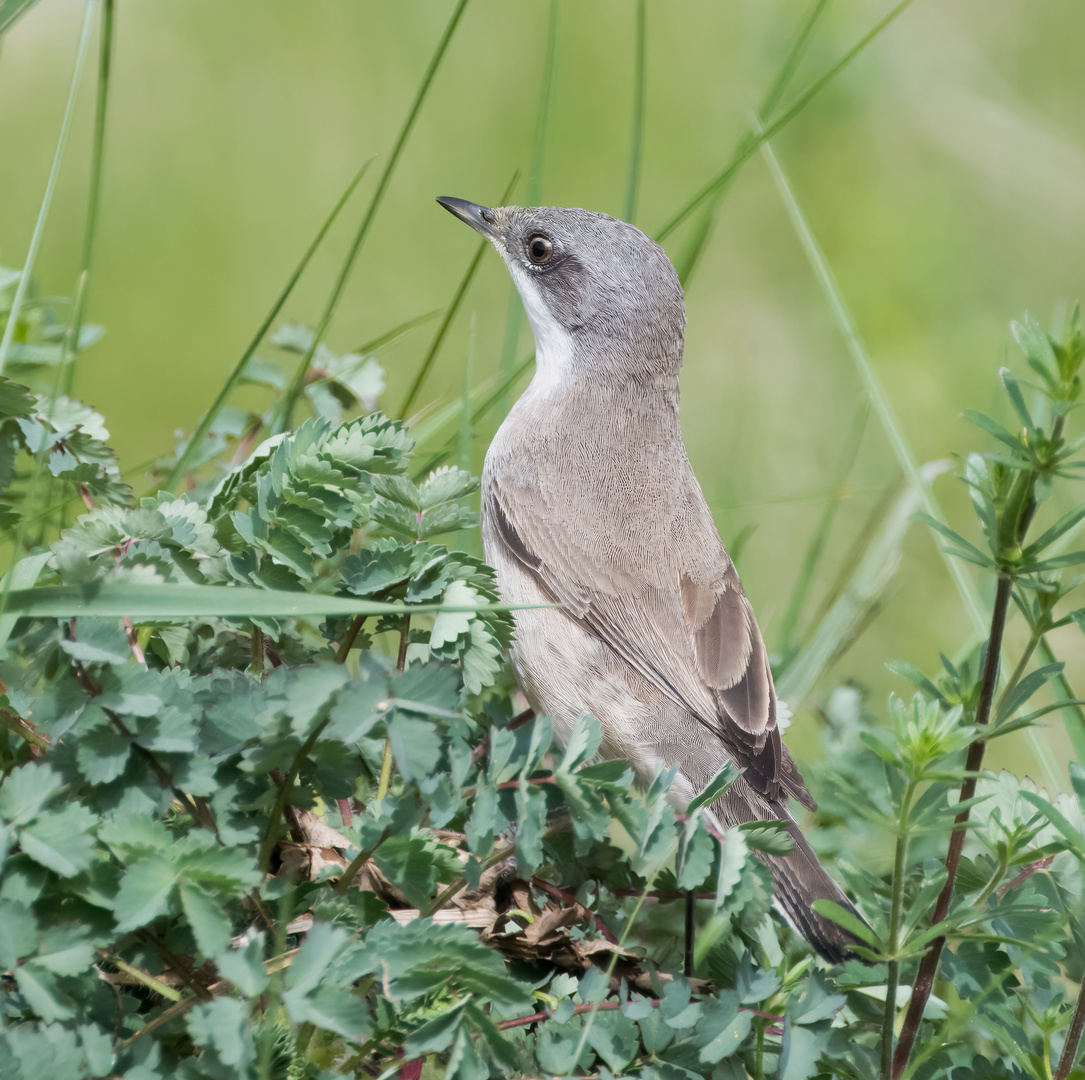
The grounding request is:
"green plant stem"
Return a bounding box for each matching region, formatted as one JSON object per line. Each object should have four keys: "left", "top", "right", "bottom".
{"left": 882, "top": 776, "right": 916, "bottom": 1080}
{"left": 335, "top": 615, "right": 366, "bottom": 663}
{"left": 332, "top": 826, "right": 390, "bottom": 896}
{"left": 276, "top": 0, "right": 471, "bottom": 433}
{"left": 60, "top": 0, "right": 114, "bottom": 399}
{"left": 97, "top": 950, "right": 182, "bottom": 1002}
{"left": 993, "top": 620, "right": 1044, "bottom": 719}
{"left": 396, "top": 613, "right": 411, "bottom": 672}
{"left": 892, "top": 574, "right": 1013, "bottom": 1078}
{"left": 622, "top": 0, "right": 646, "bottom": 223}
{"left": 669, "top": 0, "right": 831, "bottom": 287}
{"left": 1056, "top": 979, "right": 1085, "bottom": 1079}
{"left": 376, "top": 737, "right": 394, "bottom": 802}
{"left": 258, "top": 719, "right": 330, "bottom": 872}
{"left": 0, "top": 0, "right": 97, "bottom": 379}
{"left": 754, "top": 1020, "right": 765, "bottom": 1079}
{"left": 0, "top": 706, "right": 49, "bottom": 748}
{"left": 419, "top": 843, "right": 515, "bottom": 918}
{"left": 164, "top": 157, "right": 373, "bottom": 490}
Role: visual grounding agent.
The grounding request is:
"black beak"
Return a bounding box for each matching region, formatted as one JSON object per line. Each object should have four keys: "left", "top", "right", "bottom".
{"left": 436, "top": 197, "right": 501, "bottom": 241}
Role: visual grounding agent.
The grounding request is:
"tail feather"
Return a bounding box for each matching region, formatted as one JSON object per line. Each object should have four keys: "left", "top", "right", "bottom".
{"left": 764, "top": 815, "right": 868, "bottom": 964}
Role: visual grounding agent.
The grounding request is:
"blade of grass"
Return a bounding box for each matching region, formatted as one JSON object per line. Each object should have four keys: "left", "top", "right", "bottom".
{"left": 398, "top": 170, "right": 519, "bottom": 418}
{"left": 355, "top": 309, "right": 440, "bottom": 357}
{"left": 459, "top": 313, "right": 476, "bottom": 475}
{"left": 761, "top": 134, "right": 1063, "bottom": 791}
{"left": 412, "top": 350, "right": 536, "bottom": 477}
{"left": 163, "top": 157, "right": 374, "bottom": 491}
{"left": 622, "top": 0, "right": 647, "bottom": 223}
{"left": 2, "top": 582, "right": 548, "bottom": 621}
{"left": 760, "top": 135, "right": 985, "bottom": 634}
{"left": 777, "top": 399, "right": 869, "bottom": 662}
{"left": 59, "top": 0, "right": 114, "bottom": 399}
{"left": 0, "top": 0, "right": 97, "bottom": 379}
{"left": 655, "top": 0, "right": 917, "bottom": 243}
{"left": 672, "top": 0, "right": 831, "bottom": 287}
{"left": 453, "top": 312, "right": 477, "bottom": 554}
{"left": 495, "top": 0, "right": 557, "bottom": 418}
{"left": 274, "top": 0, "right": 472, "bottom": 434}
{"left": 0, "top": 0, "right": 40, "bottom": 36}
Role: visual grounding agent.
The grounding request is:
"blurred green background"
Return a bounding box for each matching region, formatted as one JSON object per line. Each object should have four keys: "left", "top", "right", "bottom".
{"left": 3, "top": 0, "right": 1083, "bottom": 784}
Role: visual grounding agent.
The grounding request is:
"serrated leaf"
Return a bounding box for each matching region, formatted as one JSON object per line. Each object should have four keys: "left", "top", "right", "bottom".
{"left": 186, "top": 997, "right": 254, "bottom": 1068}
{"left": 112, "top": 854, "right": 177, "bottom": 931}
{"left": 216, "top": 935, "right": 269, "bottom": 997}
{"left": 559, "top": 712, "right": 602, "bottom": 773}
{"left": 0, "top": 763, "right": 64, "bottom": 824}
{"left": 689, "top": 762, "right": 742, "bottom": 812}
{"left": 19, "top": 803, "right": 97, "bottom": 877}
{"left": 180, "top": 883, "right": 232, "bottom": 958}
{"left": 416, "top": 466, "right": 478, "bottom": 509}
{"left": 696, "top": 991, "right": 751, "bottom": 1063}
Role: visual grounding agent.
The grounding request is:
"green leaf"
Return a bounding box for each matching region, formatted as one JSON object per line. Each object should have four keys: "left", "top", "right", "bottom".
{"left": 810, "top": 899, "right": 880, "bottom": 947}
{"left": 0, "top": 762, "right": 64, "bottom": 824}
{"left": 586, "top": 1009, "right": 639, "bottom": 1071}
{"left": 778, "top": 1016, "right": 824, "bottom": 1080}
{"left": 713, "top": 827, "right": 748, "bottom": 911}
{"left": 696, "top": 991, "right": 752, "bottom": 1063}
{"left": 677, "top": 820, "right": 716, "bottom": 890}
{"left": 216, "top": 934, "right": 269, "bottom": 997}
{"left": 0, "top": 375, "right": 36, "bottom": 418}
{"left": 59, "top": 617, "right": 131, "bottom": 664}
{"left": 34, "top": 925, "right": 95, "bottom": 976}
{"left": 19, "top": 803, "right": 97, "bottom": 877}
{"left": 1020, "top": 791, "right": 1085, "bottom": 857}
{"left": 689, "top": 762, "right": 742, "bottom": 813}
{"left": 416, "top": 466, "right": 478, "bottom": 509}
{"left": 179, "top": 882, "right": 232, "bottom": 958}
{"left": 1022, "top": 504, "right": 1085, "bottom": 558}
{"left": 559, "top": 712, "right": 603, "bottom": 773}
{"left": 112, "top": 853, "right": 177, "bottom": 931}
{"left": 186, "top": 997, "right": 254, "bottom": 1068}
{"left": 285, "top": 922, "right": 350, "bottom": 995}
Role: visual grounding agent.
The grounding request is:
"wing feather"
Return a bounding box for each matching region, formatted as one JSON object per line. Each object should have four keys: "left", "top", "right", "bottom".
{"left": 486, "top": 477, "right": 811, "bottom": 806}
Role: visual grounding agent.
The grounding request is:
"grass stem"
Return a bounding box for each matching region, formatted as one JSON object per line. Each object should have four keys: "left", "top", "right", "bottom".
{"left": 656, "top": 0, "right": 917, "bottom": 242}
{"left": 882, "top": 777, "right": 916, "bottom": 1080}
{"left": 275, "top": 0, "right": 472, "bottom": 433}
{"left": 258, "top": 718, "right": 330, "bottom": 872}
{"left": 0, "top": 0, "right": 97, "bottom": 379}
{"left": 60, "top": 0, "right": 114, "bottom": 400}
{"left": 622, "top": 0, "right": 646, "bottom": 224}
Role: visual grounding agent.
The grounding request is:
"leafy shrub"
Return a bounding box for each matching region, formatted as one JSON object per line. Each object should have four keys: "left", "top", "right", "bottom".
{"left": 2, "top": 300, "right": 1085, "bottom": 1080}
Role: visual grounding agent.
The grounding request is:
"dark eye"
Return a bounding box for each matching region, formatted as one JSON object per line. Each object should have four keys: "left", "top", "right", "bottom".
{"left": 526, "top": 235, "right": 553, "bottom": 264}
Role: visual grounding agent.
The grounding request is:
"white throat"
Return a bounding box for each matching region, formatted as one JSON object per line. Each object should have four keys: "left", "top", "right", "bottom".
{"left": 509, "top": 263, "right": 575, "bottom": 396}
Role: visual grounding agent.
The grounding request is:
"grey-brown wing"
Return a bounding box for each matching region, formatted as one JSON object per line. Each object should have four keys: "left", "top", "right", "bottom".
{"left": 487, "top": 484, "right": 814, "bottom": 808}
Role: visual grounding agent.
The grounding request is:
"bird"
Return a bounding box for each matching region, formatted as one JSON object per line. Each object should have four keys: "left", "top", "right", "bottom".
{"left": 436, "top": 196, "right": 863, "bottom": 962}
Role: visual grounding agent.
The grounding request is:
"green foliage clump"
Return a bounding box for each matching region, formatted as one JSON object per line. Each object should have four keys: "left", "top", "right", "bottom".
{"left": 1, "top": 307, "right": 1084, "bottom": 1080}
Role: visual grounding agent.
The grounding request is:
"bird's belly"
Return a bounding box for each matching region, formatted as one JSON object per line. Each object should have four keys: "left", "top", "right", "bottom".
{"left": 482, "top": 523, "right": 721, "bottom": 807}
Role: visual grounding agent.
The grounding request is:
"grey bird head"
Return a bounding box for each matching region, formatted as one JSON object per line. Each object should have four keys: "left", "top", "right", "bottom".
{"left": 437, "top": 197, "right": 686, "bottom": 385}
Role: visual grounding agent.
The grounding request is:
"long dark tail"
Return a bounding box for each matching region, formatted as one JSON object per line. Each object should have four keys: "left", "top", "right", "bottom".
{"left": 763, "top": 811, "right": 868, "bottom": 964}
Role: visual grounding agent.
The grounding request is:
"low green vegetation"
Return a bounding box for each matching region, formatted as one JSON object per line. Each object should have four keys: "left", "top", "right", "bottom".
{"left": 2, "top": 2, "right": 1085, "bottom": 1078}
